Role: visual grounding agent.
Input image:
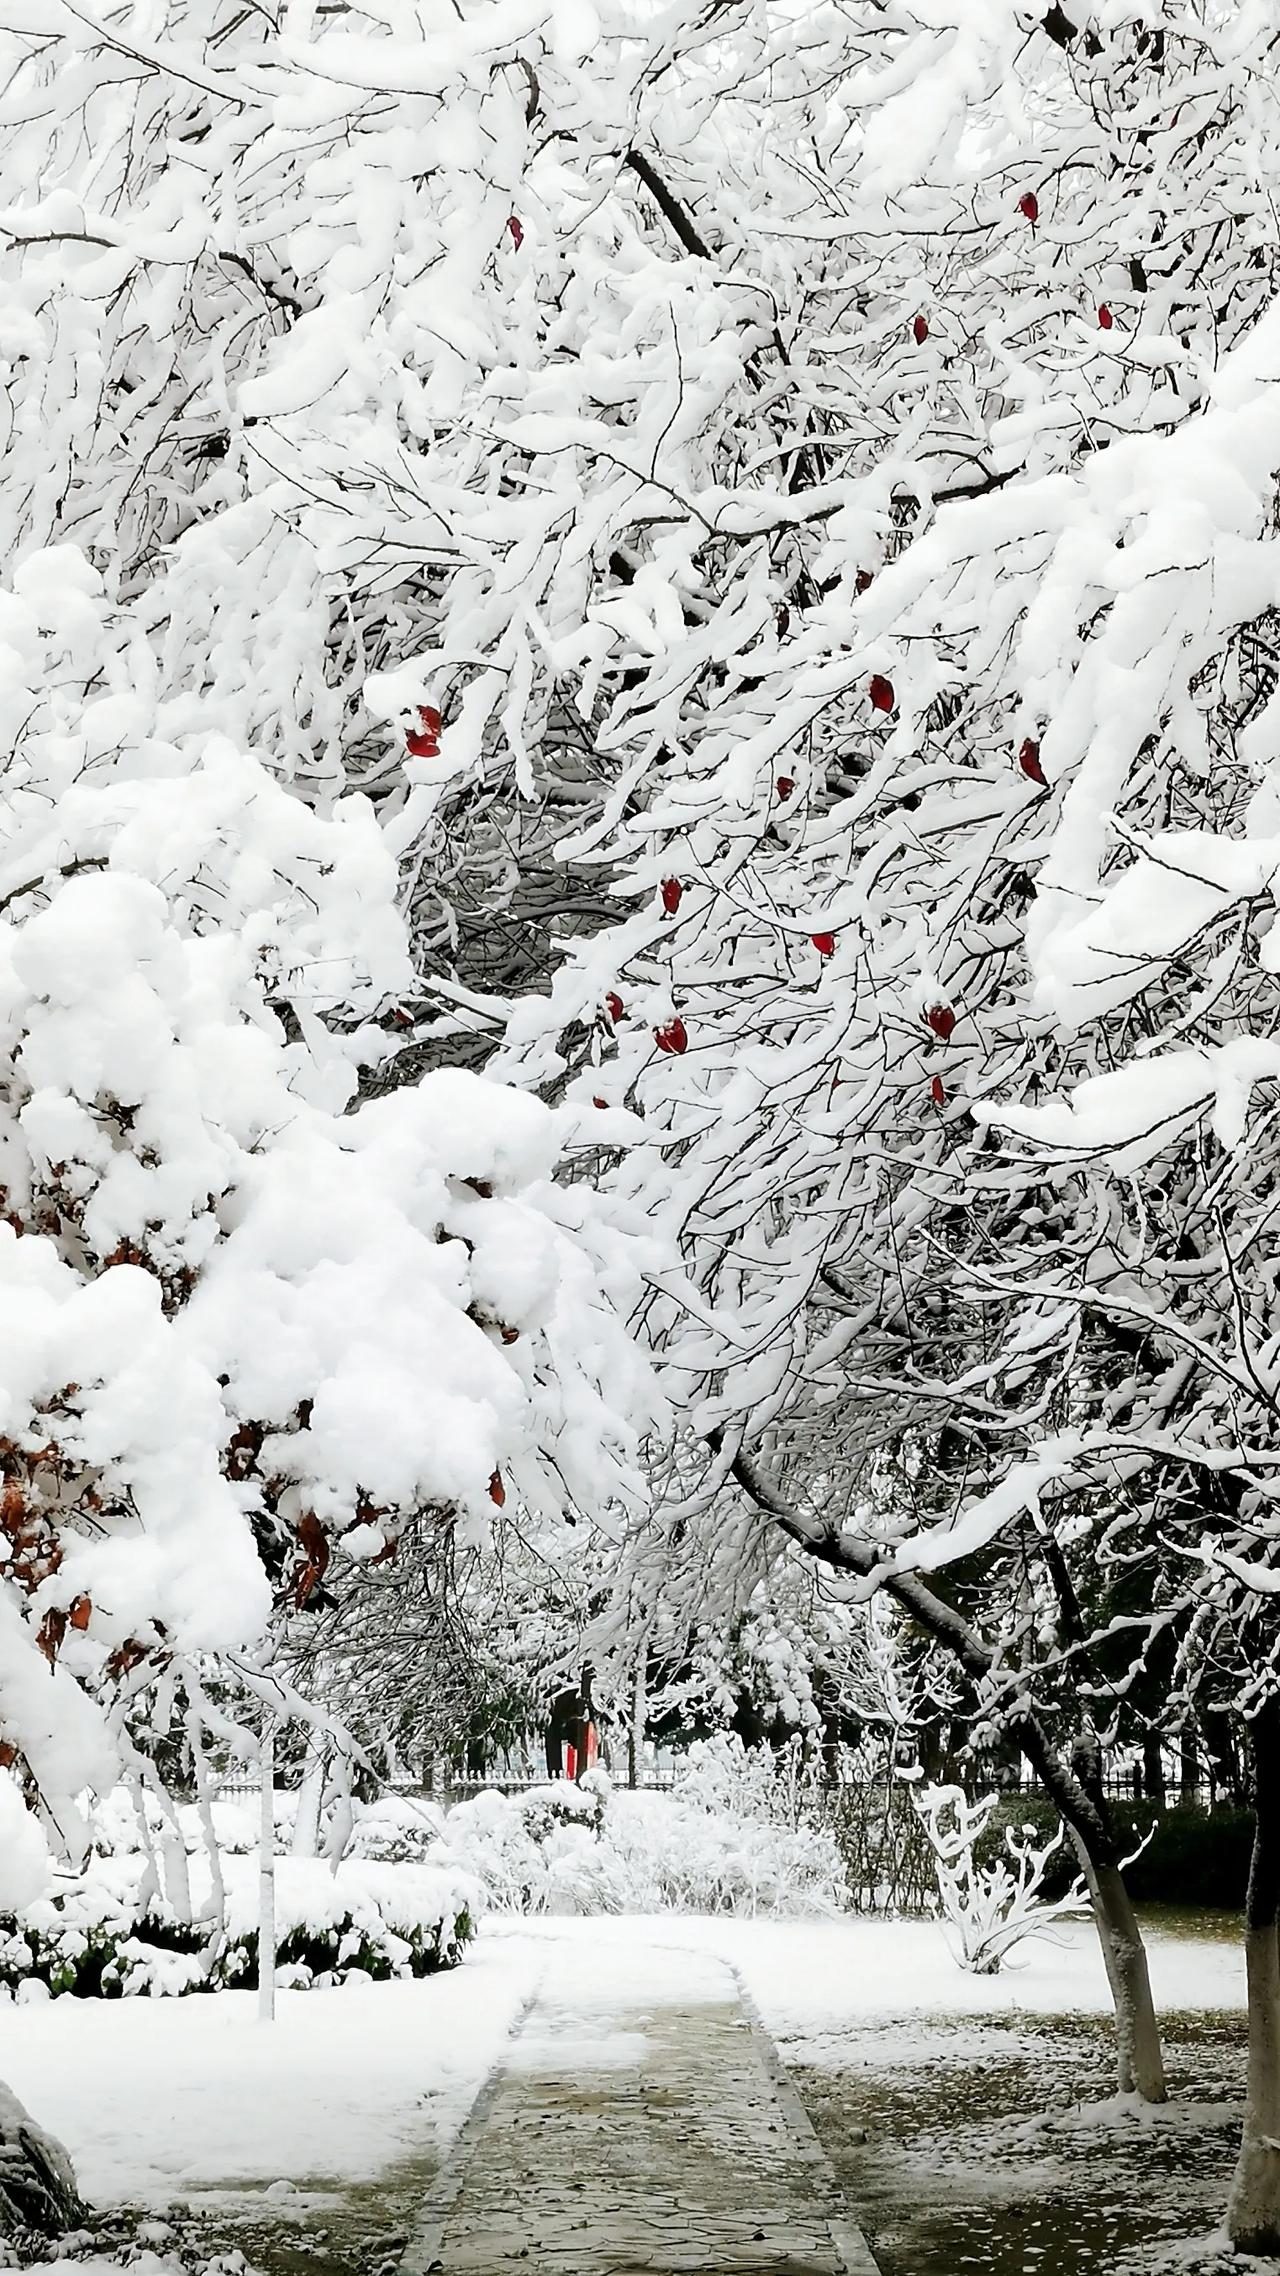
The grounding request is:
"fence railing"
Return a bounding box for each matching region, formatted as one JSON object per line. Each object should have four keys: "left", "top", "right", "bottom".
{"left": 211, "top": 1768, "right": 682, "bottom": 1804}
{"left": 211, "top": 1764, "right": 1235, "bottom": 1813}
{"left": 1000, "top": 1773, "right": 1224, "bottom": 1809}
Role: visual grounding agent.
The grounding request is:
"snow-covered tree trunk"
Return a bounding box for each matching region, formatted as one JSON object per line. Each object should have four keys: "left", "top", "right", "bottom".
{"left": 1062, "top": 1737, "right": 1166, "bottom": 2103}
{"left": 291, "top": 1734, "right": 328, "bottom": 1860}
{"left": 1070, "top": 1845, "right": 1166, "bottom": 2103}
{"left": 1227, "top": 1700, "right": 1280, "bottom": 2255}
{"left": 724, "top": 1440, "right": 1168, "bottom": 2099}
{"left": 258, "top": 1718, "right": 276, "bottom": 2026}
{"left": 628, "top": 1646, "right": 647, "bottom": 1791}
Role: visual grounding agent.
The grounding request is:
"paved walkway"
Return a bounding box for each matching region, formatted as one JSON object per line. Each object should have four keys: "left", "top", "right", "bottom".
{"left": 403, "top": 1937, "right": 877, "bottom": 2276}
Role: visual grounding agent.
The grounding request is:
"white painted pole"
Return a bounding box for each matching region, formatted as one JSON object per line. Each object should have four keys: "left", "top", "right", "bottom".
{"left": 258, "top": 1715, "right": 276, "bottom": 2024}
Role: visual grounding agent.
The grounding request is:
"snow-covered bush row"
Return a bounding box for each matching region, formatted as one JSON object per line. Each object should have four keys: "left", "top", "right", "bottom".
{"left": 0, "top": 1855, "right": 475, "bottom": 2000}
{"left": 435, "top": 1759, "right": 847, "bottom": 1917}
{"left": 83, "top": 1781, "right": 448, "bottom": 1869}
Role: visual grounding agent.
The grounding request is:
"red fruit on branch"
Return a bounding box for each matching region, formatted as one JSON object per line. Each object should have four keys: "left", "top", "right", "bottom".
{"left": 1018, "top": 192, "right": 1039, "bottom": 224}
{"left": 775, "top": 775, "right": 796, "bottom": 801}
{"left": 604, "top": 991, "right": 625, "bottom": 1023}
{"left": 488, "top": 1469, "right": 506, "bottom": 1506}
{"left": 418, "top": 706, "right": 442, "bottom": 734}
{"left": 913, "top": 315, "right": 929, "bottom": 344}
{"left": 661, "top": 877, "right": 683, "bottom": 915}
{"left": 508, "top": 216, "right": 524, "bottom": 249}
{"left": 654, "top": 1017, "right": 688, "bottom": 1055}
{"left": 406, "top": 729, "right": 439, "bottom": 759}
{"left": 926, "top": 1004, "right": 956, "bottom": 1041}
{"left": 592, "top": 1096, "right": 608, "bottom": 1109}
{"left": 811, "top": 931, "right": 837, "bottom": 957}
{"left": 1018, "top": 738, "right": 1047, "bottom": 785}
{"left": 1098, "top": 302, "right": 1114, "bottom": 329}
{"left": 869, "top": 673, "right": 895, "bottom": 713}
{"left": 854, "top": 569, "right": 874, "bottom": 595}
{"left": 930, "top": 1075, "right": 946, "bottom": 1106}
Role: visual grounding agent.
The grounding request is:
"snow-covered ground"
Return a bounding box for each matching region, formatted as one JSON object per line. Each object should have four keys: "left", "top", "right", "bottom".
{"left": 2, "top": 1935, "right": 540, "bottom": 2207}
{"left": 0, "top": 1915, "right": 1243, "bottom": 2213}
{"left": 656, "top": 1914, "right": 1244, "bottom": 2059}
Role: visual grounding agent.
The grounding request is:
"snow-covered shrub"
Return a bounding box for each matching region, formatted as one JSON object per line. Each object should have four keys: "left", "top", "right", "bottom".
{"left": 433, "top": 1779, "right": 605, "bottom": 1913}
{"left": 436, "top": 1750, "right": 846, "bottom": 1916}
{"left": 87, "top": 1787, "right": 260, "bottom": 1863}
{"left": 916, "top": 1784, "right": 1087, "bottom": 1973}
{"left": 345, "top": 1794, "right": 448, "bottom": 1863}
{"left": 815, "top": 1771, "right": 937, "bottom": 1917}
{"left": 210, "top": 1858, "right": 476, "bottom": 1990}
{"left": 607, "top": 1787, "right": 846, "bottom": 1916}
{"left": 0, "top": 1854, "right": 476, "bottom": 1998}
{"left": 0, "top": 1772, "right": 50, "bottom": 1911}
{"left": 670, "top": 1736, "right": 808, "bottom": 1825}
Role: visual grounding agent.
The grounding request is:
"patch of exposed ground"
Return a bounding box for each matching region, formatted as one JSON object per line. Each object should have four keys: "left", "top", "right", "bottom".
{"left": 793, "top": 2009, "right": 1271, "bottom": 2276}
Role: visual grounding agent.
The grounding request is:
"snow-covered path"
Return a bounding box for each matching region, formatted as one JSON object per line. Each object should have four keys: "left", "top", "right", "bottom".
{"left": 404, "top": 1935, "right": 876, "bottom": 2275}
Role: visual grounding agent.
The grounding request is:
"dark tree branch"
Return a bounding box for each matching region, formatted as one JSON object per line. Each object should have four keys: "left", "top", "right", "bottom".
{"left": 0, "top": 857, "right": 109, "bottom": 919}
{"left": 623, "top": 149, "right": 713, "bottom": 261}
{"left": 715, "top": 1432, "right": 1121, "bottom": 1863}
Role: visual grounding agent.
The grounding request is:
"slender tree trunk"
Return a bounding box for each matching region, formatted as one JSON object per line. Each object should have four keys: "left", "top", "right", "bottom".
{"left": 1142, "top": 1732, "right": 1166, "bottom": 1805}
{"left": 258, "top": 1716, "right": 276, "bottom": 2025}
{"left": 629, "top": 1651, "right": 647, "bottom": 1790}
{"left": 718, "top": 1437, "right": 1168, "bottom": 2101}
{"left": 1068, "top": 1840, "right": 1166, "bottom": 2099}
{"left": 1063, "top": 1734, "right": 1166, "bottom": 2102}
{"left": 291, "top": 1732, "right": 326, "bottom": 1858}
{"left": 1227, "top": 1698, "right": 1280, "bottom": 2255}
{"left": 572, "top": 1664, "right": 594, "bottom": 1785}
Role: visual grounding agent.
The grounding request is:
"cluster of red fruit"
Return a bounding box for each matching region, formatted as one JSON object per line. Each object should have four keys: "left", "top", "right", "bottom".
{"left": 609, "top": 707, "right": 1059, "bottom": 1085}
{"left": 406, "top": 704, "right": 442, "bottom": 760}
{"left": 921, "top": 195, "right": 1115, "bottom": 351}
{"left": 925, "top": 1005, "right": 956, "bottom": 1111}
{"left": 606, "top": 987, "right": 686, "bottom": 1057}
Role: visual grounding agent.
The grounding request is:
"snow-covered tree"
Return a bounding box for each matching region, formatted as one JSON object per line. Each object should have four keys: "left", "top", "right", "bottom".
{"left": 480, "top": 0, "right": 1280, "bottom": 2125}
{"left": 0, "top": 550, "right": 652, "bottom": 1856}
{"left": 13, "top": 0, "right": 1280, "bottom": 2248}
{"left": 0, "top": 26, "right": 669, "bottom": 2220}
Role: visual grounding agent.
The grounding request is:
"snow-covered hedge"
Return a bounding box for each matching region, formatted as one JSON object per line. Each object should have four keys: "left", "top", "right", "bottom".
{"left": 0, "top": 1853, "right": 476, "bottom": 1999}
{"left": 434, "top": 1755, "right": 847, "bottom": 1917}
{"left": 345, "top": 1794, "right": 448, "bottom": 1863}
